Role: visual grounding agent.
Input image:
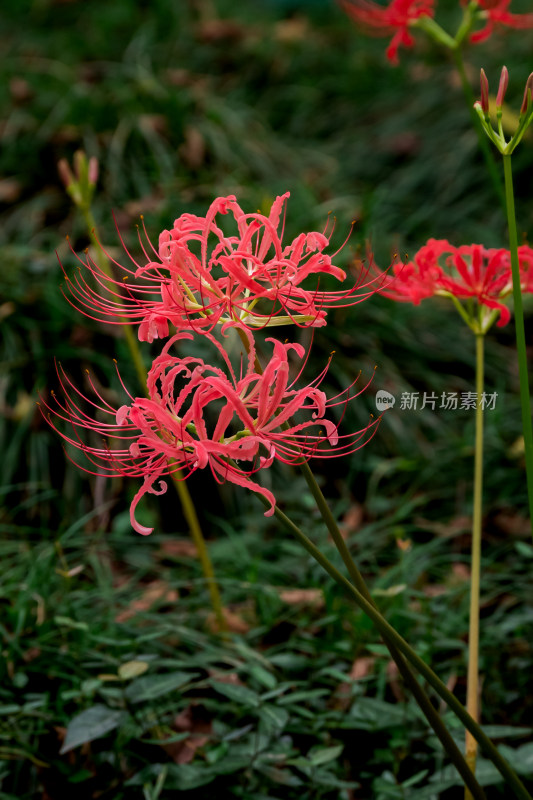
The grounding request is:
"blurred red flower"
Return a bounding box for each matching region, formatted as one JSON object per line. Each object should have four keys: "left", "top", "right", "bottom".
{"left": 467, "top": 0, "right": 533, "bottom": 43}
{"left": 380, "top": 239, "right": 533, "bottom": 328}
{"left": 339, "top": 0, "right": 435, "bottom": 63}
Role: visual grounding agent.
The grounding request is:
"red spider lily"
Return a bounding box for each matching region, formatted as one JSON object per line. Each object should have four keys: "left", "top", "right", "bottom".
{"left": 42, "top": 328, "right": 378, "bottom": 535}
{"left": 339, "top": 0, "right": 435, "bottom": 63}
{"left": 61, "top": 193, "right": 375, "bottom": 343}
{"left": 380, "top": 239, "right": 450, "bottom": 305}
{"left": 381, "top": 239, "right": 518, "bottom": 327}
{"left": 517, "top": 245, "right": 533, "bottom": 292}
{"left": 467, "top": 0, "right": 533, "bottom": 43}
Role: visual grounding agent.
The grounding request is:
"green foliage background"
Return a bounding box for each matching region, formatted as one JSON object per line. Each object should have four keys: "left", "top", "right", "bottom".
{"left": 1, "top": 0, "right": 533, "bottom": 797}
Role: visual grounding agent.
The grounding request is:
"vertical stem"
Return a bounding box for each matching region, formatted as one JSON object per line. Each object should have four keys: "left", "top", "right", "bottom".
{"left": 79, "top": 206, "right": 227, "bottom": 632}
{"left": 502, "top": 155, "right": 533, "bottom": 538}
{"left": 233, "top": 330, "right": 485, "bottom": 794}
{"left": 465, "top": 333, "right": 484, "bottom": 800}
{"left": 452, "top": 51, "right": 506, "bottom": 212}
{"left": 263, "top": 498, "right": 532, "bottom": 800}
{"left": 297, "top": 461, "right": 486, "bottom": 800}
{"left": 170, "top": 473, "right": 227, "bottom": 633}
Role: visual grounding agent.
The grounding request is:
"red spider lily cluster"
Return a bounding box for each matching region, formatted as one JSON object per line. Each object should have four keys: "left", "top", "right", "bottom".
{"left": 46, "top": 195, "right": 379, "bottom": 533}
{"left": 339, "top": 0, "right": 435, "bottom": 63}
{"left": 466, "top": 0, "right": 533, "bottom": 43}
{"left": 63, "top": 193, "right": 372, "bottom": 343}
{"left": 340, "top": 0, "right": 533, "bottom": 63}
{"left": 380, "top": 238, "right": 533, "bottom": 329}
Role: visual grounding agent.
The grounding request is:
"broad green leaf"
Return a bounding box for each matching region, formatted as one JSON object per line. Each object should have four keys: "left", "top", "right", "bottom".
{"left": 373, "top": 584, "right": 406, "bottom": 597}
{"left": 249, "top": 663, "right": 277, "bottom": 690}
{"left": 277, "top": 689, "right": 329, "bottom": 706}
{"left": 60, "top": 705, "right": 127, "bottom": 754}
{"left": 255, "top": 763, "right": 302, "bottom": 786}
{"left": 481, "top": 725, "right": 531, "bottom": 739}
{"left": 515, "top": 541, "right": 533, "bottom": 558}
{"left": 166, "top": 764, "right": 216, "bottom": 790}
{"left": 430, "top": 758, "right": 502, "bottom": 787}
{"left": 500, "top": 742, "right": 533, "bottom": 775}
{"left": 127, "top": 763, "right": 217, "bottom": 791}
{"left": 210, "top": 680, "right": 261, "bottom": 708}
{"left": 348, "top": 697, "right": 416, "bottom": 730}
{"left": 309, "top": 744, "right": 344, "bottom": 766}
{"left": 124, "top": 671, "right": 193, "bottom": 703}
{"left": 0, "top": 705, "right": 21, "bottom": 716}
{"left": 210, "top": 755, "right": 251, "bottom": 775}
{"left": 258, "top": 705, "right": 289, "bottom": 735}
{"left": 54, "top": 616, "right": 89, "bottom": 631}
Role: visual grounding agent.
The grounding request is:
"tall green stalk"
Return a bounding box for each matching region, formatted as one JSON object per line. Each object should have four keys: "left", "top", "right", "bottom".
{"left": 260, "top": 496, "right": 533, "bottom": 800}
{"left": 465, "top": 333, "right": 485, "bottom": 800}
{"left": 297, "top": 461, "right": 486, "bottom": 800}
{"left": 502, "top": 155, "right": 533, "bottom": 538}
{"left": 234, "top": 332, "right": 487, "bottom": 797}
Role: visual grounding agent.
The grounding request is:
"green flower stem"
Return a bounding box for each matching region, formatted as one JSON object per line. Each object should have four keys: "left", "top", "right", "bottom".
{"left": 259, "top": 495, "right": 532, "bottom": 800}
{"left": 465, "top": 333, "right": 485, "bottom": 800}
{"left": 169, "top": 472, "right": 227, "bottom": 634}
{"left": 452, "top": 50, "right": 506, "bottom": 212}
{"left": 502, "top": 155, "right": 533, "bottom": 539}
{"left": 414, "top": 16, "right": 457, "bottom": 50}
{"left": 229, "top": 337, "right": 528, "bottom": 796}
{"left": 79, "top": 206, "right": 227, "bottom": 633}
{"left": 235, "top": 329, "right": 484, "bottom": 794}
{"left": 297, "top": 461, "right": 486, "bottom": 800}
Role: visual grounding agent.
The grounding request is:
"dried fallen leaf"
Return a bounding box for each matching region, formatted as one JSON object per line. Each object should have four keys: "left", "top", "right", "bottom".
{"left": 493, "top": 511, "right": 531, "bottom": 537}
{"left": 333, "top": 659, "right": 374, "bottom": 713}
{"left": 0, "top": 302, "right": 15, "bottom": 321}
{"left": 451, "top": 563, "right": 470, "bottom": 582}
{"left": 9, "top": 77, "right": 33, "bottom": 103}
{"left": 396, "top": 537, "right": 412, "bottom": 552}
{"left": 274, "top": 17, "right": 310, "bottom": 43}
{"left": 423, "top": 584, "right": 448, "bottom": 598}
{"left": 118, "top": 660, "right": 150, "bottom": 680}
{"left": 278, "top": 588, "right": 325, "bottom": 608}
{"left": 0, "top": 178, "right": 23, "bottom": 203}
{"left": 179, "top": 126, "right": 205, "bottom": 170}
{"left": 22, "top": 647, "right": 41, "bottom": 663}
{"left": 159, "top": 540, "right": 198, "bottom": 559}
{"left": 115, "top": 580, "right": 178, "bottom": 623}
{"left": 163, "top": 704, "right": 212, "bottom": 764}
{"left": 339, "top": 504, "right": 364, "bottom": 539}
{"left": 349, "top": 656, "right": 375, "bottom": 681}
{"left": 207, "top": 607, "right": 251, "bottom": 634}
{"left": 415, "top": 515, "right": 471, "bottom": 538}
{"left": 196, "top": 19, "right": 245, "bottom": 43}
{"left": 386, "top": 660, "right": 405, "bottom": 703}
{"left": 207, "top": 671, "right": 243, "bottom": 686}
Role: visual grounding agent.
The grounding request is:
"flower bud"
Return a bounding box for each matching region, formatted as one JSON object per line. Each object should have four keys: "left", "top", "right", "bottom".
{"left": 480, "top": 69, "right": 489, "bottom": 114}
{"left": 496, "top": 65, "right": 509, "bottom": 109}
{"left": 73, "top": 149, "right": 85, "bottom": 181}
{"left": 521, "top": 72, "right": 533, "bottom": 115}
{"left": 57, "top": 158, "right": 74, "bottom": 189}
{"left": 88, "top": 156, "right": 99, "bottom": 187}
